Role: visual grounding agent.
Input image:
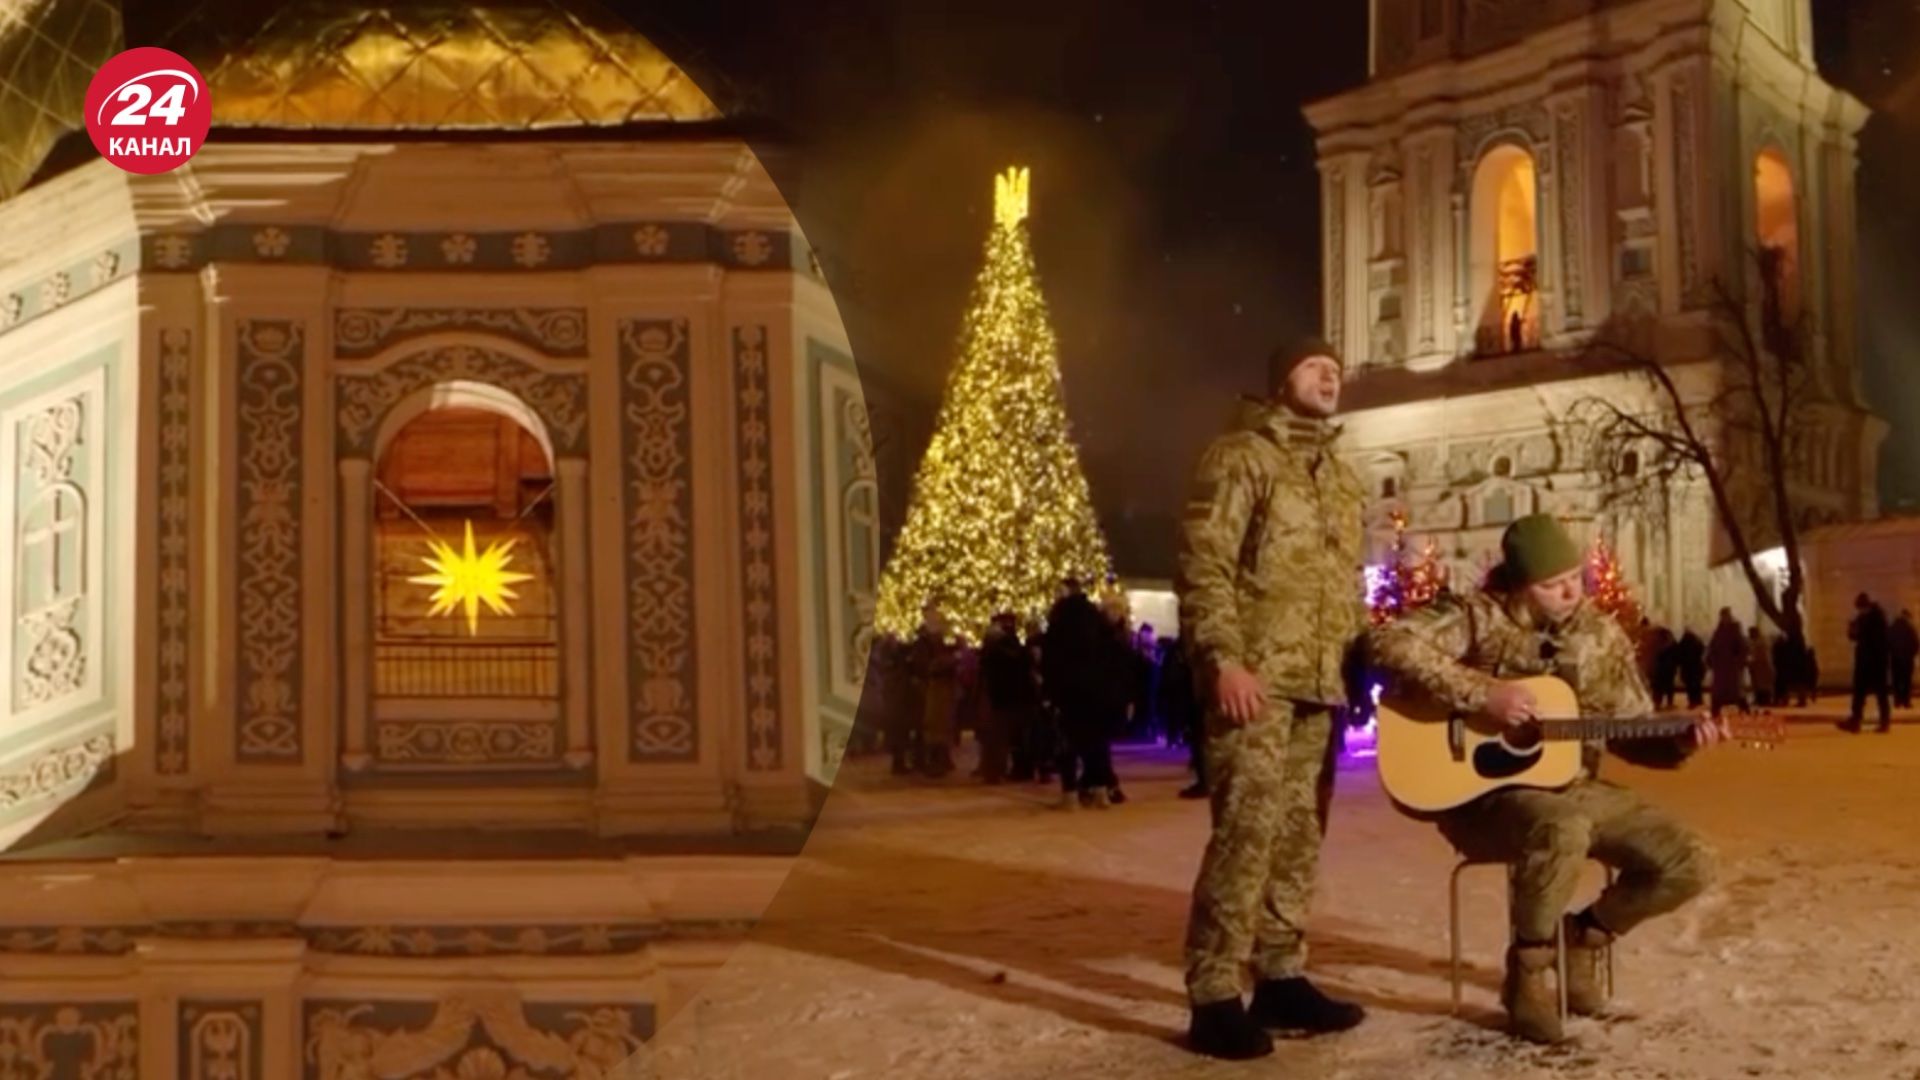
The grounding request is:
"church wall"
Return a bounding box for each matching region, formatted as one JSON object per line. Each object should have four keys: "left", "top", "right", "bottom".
{"left": 790, "top": 271, "right": 866, "bottom": 789}
{"left": 799, "top": 331, "right": 872, "bottom": 787}
{"left": 1319, "top": 0, "right": 1876, "bottom": 645}
{"left": 0, "top": 142, "right": 853, "bottom": 841}
{"left": 0, "top": 274, "right": 141, "bottom": 849}
{"left": 0, "top": 853, "right": 789, "bottom": 1077}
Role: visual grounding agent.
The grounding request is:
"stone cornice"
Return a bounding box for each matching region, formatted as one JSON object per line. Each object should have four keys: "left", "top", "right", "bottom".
{"left": 1307, "top": 0, "right": 1712, "bottom": 138}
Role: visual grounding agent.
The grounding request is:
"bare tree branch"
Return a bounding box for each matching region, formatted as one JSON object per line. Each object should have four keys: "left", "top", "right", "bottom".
{"left": 1566, "top": 254, "right": 1817, "bottom": 644}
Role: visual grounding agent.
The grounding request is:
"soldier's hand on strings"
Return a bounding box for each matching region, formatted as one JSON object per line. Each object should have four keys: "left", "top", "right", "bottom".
{"left": 1215, "top": 663, "right": 1267, "bottom": 725}
{"left": 1483, "top": 682, "right": 1538, "bottom": 731}
{"left": 1691, "top": 712, "right": 1732, "bottom": 748}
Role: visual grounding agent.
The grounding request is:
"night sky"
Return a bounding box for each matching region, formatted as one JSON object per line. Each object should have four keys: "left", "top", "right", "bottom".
{"left": 621, "top": 0, "right": 1920, "bottom": 577}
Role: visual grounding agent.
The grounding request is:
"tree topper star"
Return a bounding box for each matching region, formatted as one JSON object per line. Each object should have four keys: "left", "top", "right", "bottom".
{"left": 408, "top": 520, "right": 535, "bottom": 635}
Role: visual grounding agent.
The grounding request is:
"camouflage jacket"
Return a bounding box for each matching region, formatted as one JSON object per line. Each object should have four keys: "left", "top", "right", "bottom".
{"left": 1368, "top": 589, "right": 1689, "bottom": 771}
{"left": 1176, "top": 398, "right": 1368, "bottom": 706}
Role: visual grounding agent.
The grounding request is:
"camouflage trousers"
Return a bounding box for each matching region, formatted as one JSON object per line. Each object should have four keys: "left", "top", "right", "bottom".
{"left": 1184, "top": 699, "right": 1336, "bottom": 1005}
{"left": 1437, "top": 779, "right": 1715, "bottom": 943}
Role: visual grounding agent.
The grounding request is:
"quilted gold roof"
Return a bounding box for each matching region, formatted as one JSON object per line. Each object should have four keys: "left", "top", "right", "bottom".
{"left": 197, "top": 1, "right": 720, "bottom": 130}
{"left": 0, "top": 0, "right": 721, "bottom": 200}
{"left": 0, "top": 0, "right": 123, "bottom": 200}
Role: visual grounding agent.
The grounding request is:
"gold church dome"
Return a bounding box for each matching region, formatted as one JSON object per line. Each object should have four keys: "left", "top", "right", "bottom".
{"left": 195, "top": 0, "right": 721, "bottom": 129}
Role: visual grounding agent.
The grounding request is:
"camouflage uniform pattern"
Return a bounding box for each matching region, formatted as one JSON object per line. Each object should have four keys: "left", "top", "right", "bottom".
{"left": 1184, "top": 700, "right": 1338, "bottom": 1003}
{"left": 1176, "top": 399, "right": 1367, "bottom": 1005}
{"left": 1369, "top": 590, "right": 1715, "bottom": 943}
{"left": 1177, "top": 399, "right": 1369, "bottom": 706}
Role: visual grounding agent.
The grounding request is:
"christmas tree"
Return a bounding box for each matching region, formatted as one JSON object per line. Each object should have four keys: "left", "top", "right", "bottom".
{"left": 1585, "top": 536, "right": 1643, "bottom": 634}
{"left": 874, "top": 166, "right": 1113, "bottom": 643}
{"left": 1368, "top": 510, "right": 1445, "bottom": 625}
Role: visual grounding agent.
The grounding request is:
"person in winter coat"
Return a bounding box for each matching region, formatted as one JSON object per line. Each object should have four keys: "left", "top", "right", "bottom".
{"left": 1676, "top": 630, "right": 1707, "bottom": 708}
{"left": 981, "top": 612, "right": 1040, "bottom": 784}
{"left": 1843, "top": 593, "right": 1891, "bottom": 734}
{"left": 1888, "top": 609, "right": 1918, "bottom": 709}
{"left": 1706, "top": 609, "right": 1749, "bottom": 717}
{"left": 1747, "top": 627, "right": 1775, "bottom": 709}
{"left": 909, "top": 605, "right": 960, "bottom": 776}
{"left": 879, "top": 636, "right": 923, "bottom": 775}
{"left": 1045, "top": 578, "right": 1118, "bottom": 807}
{"left": 1771, "top": 634, "right": 1799, "bottom": 708}
{"left": 1649, "top": 625, "right": 1679, "bottom": 709}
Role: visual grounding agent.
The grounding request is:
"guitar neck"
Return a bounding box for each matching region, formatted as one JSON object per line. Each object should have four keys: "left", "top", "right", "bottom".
{"left": 1536, "top": 715, "right": 1696, "bottom": 742}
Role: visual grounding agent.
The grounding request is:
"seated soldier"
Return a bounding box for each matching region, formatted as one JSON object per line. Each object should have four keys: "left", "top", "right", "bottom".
{"left": 1368, "top": 514, "right": 1726, "bottom": 1044}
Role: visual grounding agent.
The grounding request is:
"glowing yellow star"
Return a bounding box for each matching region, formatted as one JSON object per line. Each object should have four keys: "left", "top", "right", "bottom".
{"left": 994, "top": 165, "right": 1030, "bottom": 228}
{"left": 408, "top": 520, "right": 535, "bottom": 635}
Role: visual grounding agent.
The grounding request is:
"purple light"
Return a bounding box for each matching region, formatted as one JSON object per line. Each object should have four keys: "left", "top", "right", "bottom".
{"left": 1341, "top": 683, "right": 1382, "bottom": 760}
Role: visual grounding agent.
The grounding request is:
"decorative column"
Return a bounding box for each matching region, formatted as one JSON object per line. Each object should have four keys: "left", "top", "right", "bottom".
{"left": 338, "top": 458, "right": 372, "bottom": 772}
{"left": 556, "top": 456, "right": 593, "bottom": 767}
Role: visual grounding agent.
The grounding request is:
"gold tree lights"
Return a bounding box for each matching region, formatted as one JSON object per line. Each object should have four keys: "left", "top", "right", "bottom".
{"left": 874, "top": 166, "right": 1113, "bottom": 642}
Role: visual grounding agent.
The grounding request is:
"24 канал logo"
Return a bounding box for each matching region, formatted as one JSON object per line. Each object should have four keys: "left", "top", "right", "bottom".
{"left": 83, "top": 47, "right": 211, "bottom": 175}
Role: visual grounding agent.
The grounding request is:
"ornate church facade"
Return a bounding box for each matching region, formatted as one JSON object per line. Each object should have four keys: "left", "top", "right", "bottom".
{"left": 0, "top": 3, "right": 875, "bottom": 1075}
{"left": 1309, "top": 0, "right": 1884, "bottom": 633}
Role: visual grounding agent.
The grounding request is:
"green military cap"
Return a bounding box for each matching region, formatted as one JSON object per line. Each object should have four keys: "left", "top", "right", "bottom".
{"left": 1500, "top": 514, "right": 1583, "bottom": 587}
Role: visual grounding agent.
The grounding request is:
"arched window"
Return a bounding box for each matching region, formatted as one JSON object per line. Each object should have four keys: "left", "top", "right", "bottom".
{"left": 1381, "top": 476, "right": 1398, "bottom": 498}
{"left": 373, "top": 401, "right": 559, "bottom": 701}
{"left": 1470, "top": 145, "right": 1540, "bottom": 356}
{"left": 1621, "top": 450, "right": 1640, "bottom": 478}
{"left": 1492, "top": 455, "right": 1513, "bottom": 478}
{"left": 1754, "top": 147, "right": 1800, "bottom": 321}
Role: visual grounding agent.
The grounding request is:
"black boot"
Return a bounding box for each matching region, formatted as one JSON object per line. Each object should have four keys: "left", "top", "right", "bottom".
{"left": 1178, "top": 781, "right": 1208, "bottom": 800}
{"left": 1248, "top": 977, "right": 1366, "bottom": 1034}
{"left": 1187, "top": 999, "right": 1273, "bottom": 1060}
{"left": 1838, "top": 718, "right": 1862, "bottom": 734}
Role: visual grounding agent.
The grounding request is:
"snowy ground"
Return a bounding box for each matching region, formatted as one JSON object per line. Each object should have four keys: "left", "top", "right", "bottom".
{"left": 642, "top": 713, "right": 1920, "bottom": 1080}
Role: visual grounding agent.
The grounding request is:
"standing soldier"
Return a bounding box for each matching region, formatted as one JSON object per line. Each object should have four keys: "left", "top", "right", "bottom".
{"left": 1177, "top": 338, "right": 1370, "bottom": 1060}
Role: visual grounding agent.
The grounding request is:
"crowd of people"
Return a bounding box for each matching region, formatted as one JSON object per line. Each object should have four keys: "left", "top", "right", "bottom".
{"left": 853, "top": 577, "right": 1211, "bottom": 808}
{"left": 1634, "top": 592, "right": 1915, "bottom": 733}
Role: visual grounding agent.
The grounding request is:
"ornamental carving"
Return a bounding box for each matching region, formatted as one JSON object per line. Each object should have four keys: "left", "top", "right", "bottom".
{"left": 618, "top": 319, "right": 697, "bottom": 762}
{"left": 334, "top": 308, "right": 589, "bottom": 359}
{"left": 1455, "top": 104, "right": 1552, "bottom": 186}
{"left": 1672, "top": 76, "right": 1701, "bottom": 300}
{"left": 182, "top": 1002, "right": 262, "bottom": 1080}
{"left": 0, "top": 1003, "right": 137, "bottom": 1077}
{"left": 0, "top": 733, "right": 113, "bottom": 811}
{"left": 734, "top": 326, "right": 782, "bottom": 771}
{"left": 336, "top": 344, "right": 588, "bottom": 456}
{"left": 235, "top": 319, "right": 305, "bottom": 762}
{"left": 14, "top": 393, "right": 91, "bottom": 712}
{"left": 1326, "top": 165, "right": 1347, "bottom": 357}
{"left": 158, "top": 328, "right": 192, "bottom": 774}
{"left": 374, "top": 719, "right": 560, "bottom": 766}
{"left": 841, "top": 395, "right": 879, "bottom": 691}
{"left": 1417, "top": 145, "right": 1437, "bottom": 351}
{"left": 1556, "top": 101, "right": 1585, "bottom": 327}
{"left": 0, "top": 919, "right": 753, "bottom": 957}
{"left": 302, "top": 996, "right": 649, "bottom": 1080}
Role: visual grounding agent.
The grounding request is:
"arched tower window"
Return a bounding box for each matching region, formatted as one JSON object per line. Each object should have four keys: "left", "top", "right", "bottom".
{"left": 1470, "top": 145, "right": 1540, "bottom": 356}
{"left": 373, "top": 400, "right": 559, "bottom": 702}
{"left": 1754, "top": 147, "right": 1800, "bottom": 323}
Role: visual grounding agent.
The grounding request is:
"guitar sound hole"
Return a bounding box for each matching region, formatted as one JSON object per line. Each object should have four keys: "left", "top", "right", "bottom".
{"left": 1473, "top": 739, "right": 1541, "bottom": 779}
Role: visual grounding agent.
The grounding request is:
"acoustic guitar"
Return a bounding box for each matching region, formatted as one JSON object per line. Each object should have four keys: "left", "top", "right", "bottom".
{"left": 1375, "top": 675, "right": 1784, "bottom": 813}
